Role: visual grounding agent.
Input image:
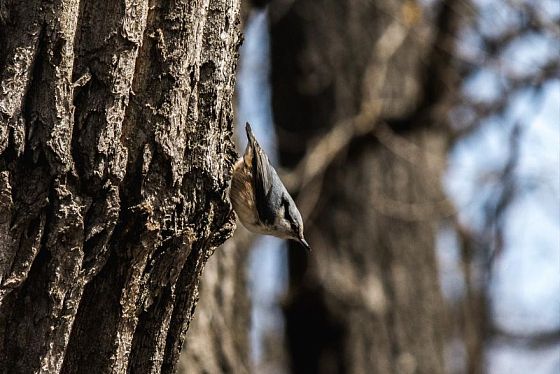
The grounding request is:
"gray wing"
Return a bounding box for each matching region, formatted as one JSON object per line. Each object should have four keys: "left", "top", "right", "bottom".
{"left": 245, "top": 123, "right": 277, "bottom": 225}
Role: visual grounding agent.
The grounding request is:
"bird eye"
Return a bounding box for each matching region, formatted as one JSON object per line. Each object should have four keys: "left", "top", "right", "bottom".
{"left": 290, "top": 221, "right": 299, "bottom": 234}
{"left": 283, "top": 199, "right": 299, "bottom": 232}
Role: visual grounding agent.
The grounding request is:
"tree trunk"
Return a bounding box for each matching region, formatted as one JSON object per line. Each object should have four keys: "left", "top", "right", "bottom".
{"left": 269, "top": 0, "right": 459, "bottom": 373}
{"left": 178, "top": 230, "right": 253, "bottom": 374}
{"left": 0, "top": 0, "right": 241, "bottom": 372}
{"left": 176, "top": 5, "right": 261, "bottom": 372}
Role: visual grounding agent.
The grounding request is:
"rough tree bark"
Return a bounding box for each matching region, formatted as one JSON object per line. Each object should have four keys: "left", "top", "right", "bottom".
{"left": 176, "top": 5, "right": 258, "bottom": 372}
{"left": 269, "top": 0, "right": 460, "bottom": 373}
{"left": 0, "top": 0, "right": 241, "bottom": 373}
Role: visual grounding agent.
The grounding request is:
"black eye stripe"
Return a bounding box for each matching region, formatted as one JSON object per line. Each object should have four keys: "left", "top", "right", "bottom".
{"left": 283, "top": 199, "right": 291, "bottom": 219}
{"left": 291, "top": 221, "right": 299, "bottom": 232}
{"left": 282, "top": 198, "right": 300, "bottom": 233}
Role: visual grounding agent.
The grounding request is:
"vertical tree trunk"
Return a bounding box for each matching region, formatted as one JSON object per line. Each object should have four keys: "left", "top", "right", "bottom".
{"left": 269, "top": 0, "right": 459, "bottom": 372}
{"left": 0, "top": 0, "right": 241, "bottom": 373}
{"left": 178, "top": 230, "right": 253, "bottom": 374}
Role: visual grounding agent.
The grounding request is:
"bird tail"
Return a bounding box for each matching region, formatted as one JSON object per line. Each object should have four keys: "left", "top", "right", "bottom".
{"left": 245, "top": 122, "right": 259, "bottom": 148}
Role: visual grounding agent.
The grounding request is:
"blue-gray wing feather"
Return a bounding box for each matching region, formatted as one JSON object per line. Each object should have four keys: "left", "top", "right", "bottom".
{"left": 246, "top": 123, "right": 279, "bottom": 225}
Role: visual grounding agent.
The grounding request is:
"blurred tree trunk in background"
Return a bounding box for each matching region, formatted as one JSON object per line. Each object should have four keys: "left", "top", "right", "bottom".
{"left": 178, "top": 230, "right": 253, "bottom": 374}
{"left": 269, "top": 0, "right": 462, "bottom": 373}
{"left": 0, "top": 0, "right": 240, "bottom": 373}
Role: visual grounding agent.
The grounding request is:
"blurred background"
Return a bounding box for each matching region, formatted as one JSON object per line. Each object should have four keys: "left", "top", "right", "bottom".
{"left": 180, "top": 0, "right": 559, "bottom": 373}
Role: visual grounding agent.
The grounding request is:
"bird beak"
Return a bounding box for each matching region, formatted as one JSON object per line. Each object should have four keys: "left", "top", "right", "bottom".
{"left": 299, "top": 238, "right": 311, "bottom": 252}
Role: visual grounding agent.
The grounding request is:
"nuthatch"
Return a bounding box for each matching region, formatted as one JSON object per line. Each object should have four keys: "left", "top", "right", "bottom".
{"left": 231, "top": 123, "right": 311, "bottom": 251}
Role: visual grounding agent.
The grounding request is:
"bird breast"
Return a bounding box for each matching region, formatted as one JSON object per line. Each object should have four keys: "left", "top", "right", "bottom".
{"left": 231, "top": 158, "right": 262, "bottom": 233}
